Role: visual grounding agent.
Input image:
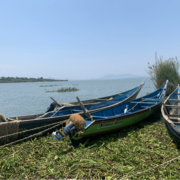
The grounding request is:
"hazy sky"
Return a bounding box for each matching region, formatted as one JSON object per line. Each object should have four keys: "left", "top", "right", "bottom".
{"left": 0, "top": 0, "right": 179, "bottom": 80}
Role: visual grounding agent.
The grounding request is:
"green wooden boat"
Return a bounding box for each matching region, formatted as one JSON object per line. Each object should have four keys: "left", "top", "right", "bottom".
{"left": 66, "top": 80, "right": 168, "bottom": 147}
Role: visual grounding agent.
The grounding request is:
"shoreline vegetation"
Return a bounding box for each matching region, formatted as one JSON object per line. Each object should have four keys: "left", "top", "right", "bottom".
{"left": 46, "top": 87, "right": 79, "bottom": 93}
{"left": 0, "top": 77, "right": 68, "bottom": 83}
{"left": 147, "top": 52, "right": 179, "bottom": 95}
{"left": 0, "top": 117, "right": 180, "bottom": 179}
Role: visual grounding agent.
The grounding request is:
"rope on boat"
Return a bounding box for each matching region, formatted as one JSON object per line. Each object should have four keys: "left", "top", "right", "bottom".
{"left": 140, "top": 75, "right": 147, "bottom": 85}
{"left": 0, "top": 121, "right": 64, "bottom": 140}
{"left": 59, "top": 127, "right": 66, "bottom": 137}
{"left": 120, "top": 154, "right": 180, "bottom": 180}
{"left": 0, "top": 119, "right": 67, "bottom": 148}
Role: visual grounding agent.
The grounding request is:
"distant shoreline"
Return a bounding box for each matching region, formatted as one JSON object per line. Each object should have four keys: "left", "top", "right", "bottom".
{"left": 0, "top": 77, "right": 68, "bottom": 83}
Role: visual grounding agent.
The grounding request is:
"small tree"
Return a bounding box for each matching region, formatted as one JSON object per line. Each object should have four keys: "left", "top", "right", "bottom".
{"left": 148, "top": 52, "right": 180, "bottom": 95}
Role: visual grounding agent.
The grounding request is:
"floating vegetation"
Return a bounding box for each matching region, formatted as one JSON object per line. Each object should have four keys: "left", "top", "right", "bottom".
{"left": 46, "top": 87, "right": 79, "bottom": 93}
{"left": 40, "top": 85, "right": 62, "bottom": 87}
{"left": 0, "top": 119, "right": 180, "bottom": 179}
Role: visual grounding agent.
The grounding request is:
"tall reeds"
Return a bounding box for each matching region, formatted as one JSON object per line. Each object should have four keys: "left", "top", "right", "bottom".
{"left": 148, "top": 52, "right": 180, "bottom": 95}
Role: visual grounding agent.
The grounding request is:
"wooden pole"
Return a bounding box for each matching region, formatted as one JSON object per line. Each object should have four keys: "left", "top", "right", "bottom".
{"left": 76, "top": 96, "right": 93, "bottom": 121}
{"left": 50, "top": 97, "right": 62, "bottom": 107}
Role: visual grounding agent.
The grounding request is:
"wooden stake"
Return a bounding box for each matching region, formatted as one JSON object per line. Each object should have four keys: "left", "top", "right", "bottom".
{"left": 76, "top": 96, "right": 93, "bottom": 121}
{"left": 50, "top": 97, "right": 62, "bottom": 107}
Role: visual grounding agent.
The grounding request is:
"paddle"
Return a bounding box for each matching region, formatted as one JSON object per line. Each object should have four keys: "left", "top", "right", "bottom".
{"left": 76, "top": 96, "right": 93, "bottom": 121}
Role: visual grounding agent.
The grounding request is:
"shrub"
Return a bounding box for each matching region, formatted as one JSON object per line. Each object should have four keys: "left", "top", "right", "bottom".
{"left": 148, "top": 52, "right": 180, "bottom": 95}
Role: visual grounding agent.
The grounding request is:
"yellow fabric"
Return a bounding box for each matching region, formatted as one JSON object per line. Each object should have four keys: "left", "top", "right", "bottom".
{"left": 73, "top": 131, "right": 82, "bottom": 137}
{"left": 59, "top": 128, "right": 66, "bottom": 137}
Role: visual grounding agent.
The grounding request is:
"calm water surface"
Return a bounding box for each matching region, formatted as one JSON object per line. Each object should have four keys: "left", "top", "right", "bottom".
{"left": 0, "top": 78, "right": 154, "bottom": 117}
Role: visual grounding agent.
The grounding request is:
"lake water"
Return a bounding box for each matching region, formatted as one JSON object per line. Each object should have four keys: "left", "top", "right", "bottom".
{"left": 0, "top": 78, "right": 155, "bottom": 117}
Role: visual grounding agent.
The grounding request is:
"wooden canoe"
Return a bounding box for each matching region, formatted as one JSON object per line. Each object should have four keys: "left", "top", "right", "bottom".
{"left": 161, "top": 84, "right": 180, "bottom": 138}
{"left": 52, "top": 87, "right": 138, "bottom": 108}
{"left": 70, "top": 80, "right": 168, "bottom": 147}
{"left": 0, "top": 82, "right": 144, "bottom": 145}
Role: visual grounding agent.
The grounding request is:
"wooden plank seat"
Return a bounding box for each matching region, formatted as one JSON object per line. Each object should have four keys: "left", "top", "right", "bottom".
{"left": 141, "top": 106, "right": 151, "bottom": 109}
{"left": 130, "top": 101, "right": 156, "bottom": 109}
{"left": 125, "top": 111, "right": 133, "bottom": 114}
{"left": 165, "top": 105, "right": 180, "bottom": 108}
{"left": 72, "top": 110, "right": 83, "bottom": 113}
{"left": 168, "top": 116, "right": 180, "bottom": 121}
{"left": 92, "top": 115, "right": 108, "bottom": 119}
{"left": 169, "top": 114, "right": 180, "bottom": 118}
{"left": 168, "top": 99, "right": 180, "bottom": 102}
{"left": 142, "top": 98, "right": 160, "bottom": 102}
{"left": 131, "top": 101, "right": 156, "bottom": 105}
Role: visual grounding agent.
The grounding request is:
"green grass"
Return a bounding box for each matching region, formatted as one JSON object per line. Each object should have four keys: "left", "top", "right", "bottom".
{"left": 0, "top": 119, "right": 180, "bottom": 179}
{"left": 46, "top": 87, "right": 79, "bottom": 93}
{"left": 40, "top": 85, "right": 62, "bottom": 87}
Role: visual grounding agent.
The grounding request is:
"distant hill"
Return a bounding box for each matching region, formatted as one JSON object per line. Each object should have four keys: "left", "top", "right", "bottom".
{"left": 67, "top": 74, "right": 146, "bottom": 81}
{"left": 98, "top": 73, "right": 145, "bottom": 80}
{"left": 47, "top": 77, "right": 68, "bottom": 81}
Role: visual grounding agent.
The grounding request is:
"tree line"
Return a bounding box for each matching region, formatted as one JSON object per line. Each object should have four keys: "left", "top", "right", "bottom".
{"left": 0, "top": 77, "right": 68, "bottom": 83}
